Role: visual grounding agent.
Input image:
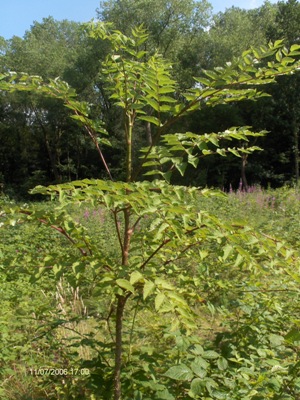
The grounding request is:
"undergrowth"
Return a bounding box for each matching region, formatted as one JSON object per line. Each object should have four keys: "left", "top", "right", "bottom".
{"left": 0, "top": 187, "right": 300, "bottom": 399}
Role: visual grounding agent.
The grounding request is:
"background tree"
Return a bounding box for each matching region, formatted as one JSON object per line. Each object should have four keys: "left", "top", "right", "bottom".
{"left": 97, "top": 0, "right": 212, "bottom": 85}
{"left": 261, "top": 0, "right": 300, "bottom": 186}
{"left": 183, "top": 0, "right": 300, "bottom": 189}
{"left": 207, "top": 3, "right": 277, "bottom": 66}
{"left": 188, "top": 2, "right": 278, "bottom": 189}
{"left": 0, "top": 17, "right": 113, "bottom": 196}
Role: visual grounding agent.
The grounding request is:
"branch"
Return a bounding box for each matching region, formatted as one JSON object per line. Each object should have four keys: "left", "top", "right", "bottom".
{"left": 73, "top": 108, "right": 114, "bottom": 181}
{"left": 139, "top": 226, "right": 202, "bottom": 271}
{"left": 113, "top": 209, "right": 124, "bottom": 254}
{"left": 163, "top": 240, "right": 203, "bottom": 266}
{"left": 139, "top": 238, "right": 171, "bottom": 271}
{"left": 134, "top": 53, "right": 300, "bottom": 180}
{"left": 236, "top": 288, "right": 299, "bottom": 293}
{"left": 132, "top": 215, "right": 142, "bottom": 231}
{"left": 19, "top": 210, "right": 90, "bottom": 257}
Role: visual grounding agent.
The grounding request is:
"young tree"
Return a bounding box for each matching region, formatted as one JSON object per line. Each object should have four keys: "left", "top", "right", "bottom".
{"left": 1, "top": 23, "right": 300, "bottom": 399}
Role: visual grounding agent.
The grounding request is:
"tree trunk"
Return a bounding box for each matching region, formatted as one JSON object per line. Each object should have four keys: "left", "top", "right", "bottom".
{"left": 113, "top": 294, "right": 127, "bottom": 400}
{"left": 293, "top": 120, "right": 299, "bottom": 186}
{"left": 113, "top": 207, "right": 132, "bottom": 400}
{"left": 241, "top": 153, "right": 249, "bottom": 192}
{"left": 43, "top": 128, "right": 61, "bottom": 182}
{"left": 146, "top": 121, "right": 152, "bottom": 146}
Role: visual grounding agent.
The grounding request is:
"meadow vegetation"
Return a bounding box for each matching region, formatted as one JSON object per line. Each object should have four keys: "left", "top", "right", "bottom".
{"left": 1, "top": 185, "right": 300, "bottom": 400}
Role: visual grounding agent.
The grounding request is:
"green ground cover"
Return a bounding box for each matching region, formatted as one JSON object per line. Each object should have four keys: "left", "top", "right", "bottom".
{"left": 1, "top": 187, "right": 300, "bottom": 400}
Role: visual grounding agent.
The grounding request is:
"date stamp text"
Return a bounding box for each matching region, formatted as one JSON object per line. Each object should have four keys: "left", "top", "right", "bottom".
{"left": 28, "top": 368, "right": 90, "bottom": 376}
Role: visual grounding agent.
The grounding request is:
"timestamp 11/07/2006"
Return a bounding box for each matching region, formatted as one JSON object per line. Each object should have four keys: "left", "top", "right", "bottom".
{"left": 28, "top": 368, "right": 90, "bottom": 376}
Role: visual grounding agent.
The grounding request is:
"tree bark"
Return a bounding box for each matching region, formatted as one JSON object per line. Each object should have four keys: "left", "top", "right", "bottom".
{"left": 241, "top": 153, "right": 249, "bottom": 192}
{"left": 113, "top": 207, "right": 132, "bottom": 400}
{"left": 146, "top": 121, "right": 152, "bottom": 146}
{"left": 113, "top": 294, "right": 127, "bottom": 400}
{"left": 293, "top": 120, "right": 299, "bottom": 186}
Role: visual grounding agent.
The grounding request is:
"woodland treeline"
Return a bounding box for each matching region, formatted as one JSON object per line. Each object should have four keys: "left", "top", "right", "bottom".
{"left": 0, "top": 0, "right": 299, "bottom": 197}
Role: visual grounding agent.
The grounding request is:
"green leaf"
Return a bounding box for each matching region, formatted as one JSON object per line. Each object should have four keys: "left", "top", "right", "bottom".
{"left": 222, "top": 244, "right": 233, "bottom": 261}
{"left": 143, "top": 280, "right": 155, "bottom": 300}
{"left": 162, "top": 171, "right": 172, "bottom": 182}
{"left": 130, "top": 270, "right": 144, "bottom": 285}
{"left": 202, "top": 350, "right": 220, "bottom": 359}
{"left": 164, "top": 364, "right": 193, "bottom": 381}
{"left": 216, "top": 148, "right": 226, "bottom": 157}
{"left": 190, "top": 344, "right": 204, "bottom": 356}
{"left": 187, "top": 154, "right": 199, "bottom": 168}
{"left": 217, "top": 357, "right": 228, "bottom": 371}
{"left": 116, "top": 279, "right": 135, "bottom": 293}
{"left": 167, "top": 292, "right": 188, "bottom": 307}
{"left": 234, "top": 253, "right": 244, "bottom": 267}
{"left": 291, "top": 44, "right": 300, "bottom": 52}
{"left": 276, "top": 49, "right": 282, "bottom": 62}
{"left": 209, "top": 390, "right": 227, "bottom": 399}
{"left": 175, "top": 162, "right": 187, "bottom": 176}
{"left": 155, "top": 292, "right": 166, "bottom": 311}
{"left": 268, "top": 334, "right": 284, "bottom": 347}
{"left": 160, "top": 96, "right": 177, "bottom": 103}
{"left": 192, "top": 357, "right": 209, "bottom": 370}
{"left": 285, "top": 328, "right": 300, "bottom": 344}
{"left": 155, "top": 390, "right": 175, "bottom": 400}
{"left": 138, "top": 115, "right": 161, "bottom": 126}
{"left": 193, "top": 77, "right": 211, "bottom": 86}
{"left": 190, "top": 362, "right": 207, "bottom": 378}
{"left": 155, "top": 278, "right": 174, "bottom": 290}
{"left": 190, "top": 378, "right": 204, "bottom": 395}
{"left": 98, "top": 138, "right": 112, "bottom": 147}
{"left": 228, "top": 148, "right": 241, "bottom": 157}
{"left": 158, "top": 86, "right": 175, "bottom": 94}
{"left": 146, "top": 97, "right": 160, "bottom": 112}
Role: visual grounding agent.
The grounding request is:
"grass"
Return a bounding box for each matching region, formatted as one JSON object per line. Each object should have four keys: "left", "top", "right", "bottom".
{"left": 197, "top": 185, "right": 300, "bottom": 246}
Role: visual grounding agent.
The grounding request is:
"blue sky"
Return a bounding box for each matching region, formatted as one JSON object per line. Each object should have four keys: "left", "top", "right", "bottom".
{"left": 1, "top": 0, "right": 278, "bottom": 40}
